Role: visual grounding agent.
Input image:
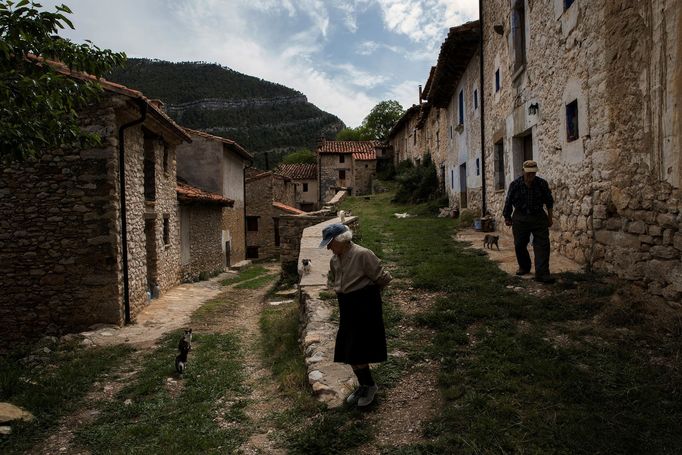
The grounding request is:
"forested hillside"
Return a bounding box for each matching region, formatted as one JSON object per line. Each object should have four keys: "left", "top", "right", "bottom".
{"left": 107, "top": 59, "right": 344, "bottom": 166}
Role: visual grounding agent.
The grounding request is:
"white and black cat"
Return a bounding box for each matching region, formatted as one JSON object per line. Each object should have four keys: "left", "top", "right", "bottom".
{"left": 175, "top": 328, "right": 192, "bottom": 374}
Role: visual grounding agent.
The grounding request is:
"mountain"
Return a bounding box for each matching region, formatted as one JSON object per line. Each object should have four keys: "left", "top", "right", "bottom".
{"left": 107, "top": 58, "right": 345, "bottom": 167}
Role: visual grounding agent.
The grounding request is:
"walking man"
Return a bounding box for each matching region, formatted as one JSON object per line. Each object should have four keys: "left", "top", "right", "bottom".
{"left": 503, "top": 160, "right": 555, "bottom": 283}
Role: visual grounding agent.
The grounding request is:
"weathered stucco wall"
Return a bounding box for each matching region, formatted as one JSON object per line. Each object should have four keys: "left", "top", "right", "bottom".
{"left": 352, "top": 159, "right": 376, "bottom": 196}
{"left": 222, "top": 150, "right": 246, "bottom": 265}
{"left": 319, "top": 153, "right": 352, "bottom": 203}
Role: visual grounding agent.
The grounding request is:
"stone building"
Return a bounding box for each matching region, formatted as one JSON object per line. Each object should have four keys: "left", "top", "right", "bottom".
{"left": 388, "top": 22, "right": 481, "bottom": 210}
{"left": 481, "top": 0, "right": 681, "bottom": 299}
{"left": 316, "top": 139, "right": 381, "bottom": 204}
{"left": 0, "top": 65, "right": 191, "bottom": 342}
{"left": 176, "top": 128, "right": 252, "bottom": 267}
{"left": 244, "top": 170, "right": 301, "bottom": 259}
{"left": 276, "top": 163, "right": 319, "bottom": 211}
{"left": 177, "top": 180, "right": 235, "bottom": 281}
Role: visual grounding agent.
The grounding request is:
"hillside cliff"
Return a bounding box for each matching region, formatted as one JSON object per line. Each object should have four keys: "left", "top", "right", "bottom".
{"left": 107, "top": 59, "right": 344, "bottom": 166}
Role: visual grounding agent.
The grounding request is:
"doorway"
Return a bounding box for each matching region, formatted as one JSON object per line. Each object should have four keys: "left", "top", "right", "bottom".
{"left": 459, "top": 163, "right": 468, "bottom": 209}
{"left": 144, "top": 219, "right": 158, "bottom": 298}
{"left": 512, "top": 129, "right": 534, "bottom": 179}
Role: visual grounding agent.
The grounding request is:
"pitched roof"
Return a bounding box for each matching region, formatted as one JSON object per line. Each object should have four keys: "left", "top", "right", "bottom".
{"left": 317, "top": 139, "right": 384, "bottom": 154}
{"left": 184, "top": 128, "right": 253, "bottom": 161}
{"left": 425, "top": 20, "right": 480, "bottom": 108}
{"left": 276, "top": 163, "right": 317, "bottom": 180}
{"left": 388, "top": 104, "right": 421, "bottom": 139}
{"left": 273, "top": 201, "right": 305, "bottom": 214}
{"left": 353, "top": 151, "right": 376, "bottom": 161}
{"left": 245, "top": 170, "right": 291, "bottom": 183}
{"left": 32, "top": 54, "right": 191, "bottom": 142}
{"left": 177, "top": 181, "right": 234, "bottom": 207}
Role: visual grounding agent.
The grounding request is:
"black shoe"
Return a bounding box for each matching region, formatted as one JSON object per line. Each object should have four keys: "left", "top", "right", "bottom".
{"left": 535, "top": 275, "right": 555, "bottom": 284}
{"left": 516, "top": 269, "right": 530, "bottom": 276}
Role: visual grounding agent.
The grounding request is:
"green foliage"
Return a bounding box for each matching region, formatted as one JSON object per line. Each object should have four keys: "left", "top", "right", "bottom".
{"left": 0, "top": 0, "right": 126, "bottom": 161}
{"left": 393, "top": 155, "right": 439, "bottom": 204}
{"left": 335, "top": 125, "right": 372, "bottom": 141}
{"left": 281, "top": 148, "right": 316, "bottom": 164}
{"left": 219, "top": 265, "right": 269, "bottom": 286}
{"left": 106, "top": 58, "right": 345, "bottom": 159}
{"left": 361, "top": 100, "right": 404, "bottom": 141}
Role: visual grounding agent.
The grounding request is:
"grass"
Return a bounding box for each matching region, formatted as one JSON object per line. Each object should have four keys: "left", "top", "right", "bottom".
{"left": 75, "top": 330, "right": 247, "bottom": 454}
{"left": 234, "top": 273, "right": 278, "bottom": 289}
{"left": 340, "top": 189, "right": 682, "bottom": 454}
{"left": 220, "top": 265, "right": 269, "bottom": 286}
{"left": 0, "top": 340, "right": 133, "bottom": 454}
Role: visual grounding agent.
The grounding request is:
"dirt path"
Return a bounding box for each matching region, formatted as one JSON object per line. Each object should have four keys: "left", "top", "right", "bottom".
{"left": 27, "top": 264, "right": 289, "bottom": 455}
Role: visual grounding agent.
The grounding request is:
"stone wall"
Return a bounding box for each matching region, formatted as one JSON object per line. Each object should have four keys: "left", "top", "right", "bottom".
{"left": 351, "top": 159, "right": 376, "bottom": 196}
{"left": 272, "top": 175, "right": 296, "bottom": 207}
{"left": 294, "top": 178, "right": 319, "bottom": 210}
{"left": 180, "top": 205, "right": 224, "bottom": 281}
{"left": 279, "top": 210, "right": 336, "bottom": 272}
{"left": 319, "top": 153, "right": 352, "bottom": 203}
{"left": 0, "top": 102, "right": 121, "bottom": 342}
{"left": 481, "top": 0, "right": 681, "bottom": 301}
{"left": 245, "top": 175, "right": 276, "bottom": 259}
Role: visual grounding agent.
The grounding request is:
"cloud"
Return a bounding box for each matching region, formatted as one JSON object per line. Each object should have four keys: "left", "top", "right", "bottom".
{"left": 376, "top": 0, "right": 478, "bottom": 43}
{"left": 386, "top": 80, "right": 422, "bottom": 110}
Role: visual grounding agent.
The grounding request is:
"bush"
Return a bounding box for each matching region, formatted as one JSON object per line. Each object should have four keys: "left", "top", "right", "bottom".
{"left": 392, "top": 154, "right": 439, "bottom": 204}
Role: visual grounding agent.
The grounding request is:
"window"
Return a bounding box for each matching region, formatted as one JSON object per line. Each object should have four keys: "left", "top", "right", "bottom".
{"left": 143, "top": 138, "right": 156, "bottom": 201}
{"left": 474, "top": 89, "right": 478, "bottom": 110}
{"left": 339, "top": 169, "right": 346, "bottom": 180}
{"left": 163, "top": 215, "right": 170, "bottom": 245}
{"left": 564, "top": 0, "right": 575, "bottom": 10}
{"left": 495, "top": 69, "right": 500, "bottom": 92}
{"left": 246, "top": 216, "right": 259, "bottom": 232}
{"left": 274, "top": 217, "right": 280, "bottom": 247}
{"left": 566, "top": 99, "right": 579, "bottom": 142}
{"left": 494, "top": 141, "right": 505, "bottom": 190}
{"left": 339, "top": 154, "right": 345, "bottom": 163}
{"left": 476, "top": 158, "right": 480, "bottom": 176}
{"left": 302, "top": 182, "right": 308, "bottom": 192}
{"left": 511, "top": 0, "right": 527, "bottom": 72}
{"left": 458, "top": 90, "right": 464, "bottom": 125}
{"left": 246, "top": 246, "right": 259, "bottom": 259}
{"left": 451, "top": 169, "right": 454, "bottom": 189}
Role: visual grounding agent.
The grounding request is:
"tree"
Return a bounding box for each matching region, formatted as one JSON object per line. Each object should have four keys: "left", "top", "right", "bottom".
{"left": 281, "top": 148, "right": 316, "bottom": 164}
{"left": 0, "top": 0, "right": 126, "bottom": 161}
{"left": 361, "top": 100, "right": 404, "bottom": 142}
{"left": 335, "top": 126, "right": 372, "bottom": 141}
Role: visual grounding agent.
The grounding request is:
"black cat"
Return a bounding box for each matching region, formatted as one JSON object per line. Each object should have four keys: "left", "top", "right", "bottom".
{"left": 175, "top": 328, "right": 192, "bottom": 374}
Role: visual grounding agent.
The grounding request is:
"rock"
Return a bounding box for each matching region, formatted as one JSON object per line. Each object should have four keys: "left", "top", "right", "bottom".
{"left": 0, "top": 402, "right": 35, "bottom": 423}
{"left": 308, "top": 370, "right": 324, "bottom": 382}
{"left": 124, "top": 399, "right": 132, "bottom": 406}
{"left": 0, "top": 425, "right": 11, "bottom": 435}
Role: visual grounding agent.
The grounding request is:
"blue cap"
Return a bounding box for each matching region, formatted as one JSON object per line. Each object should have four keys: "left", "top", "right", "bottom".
{"left": 319, "top": 223, "right": 348, "bottom": 248}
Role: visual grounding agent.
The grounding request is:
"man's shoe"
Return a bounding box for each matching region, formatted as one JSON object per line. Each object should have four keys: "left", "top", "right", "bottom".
{"left": 515, "top": 269, "right": 530, "bottom": 276}
{"left": 357, "top": 384, "right": 378, "bottom": 407}
{"left": 535, "top": 275, "right": 555, "bottom": 284}
{"left": 346, "top": 385, "right": 367, "bottom": 405}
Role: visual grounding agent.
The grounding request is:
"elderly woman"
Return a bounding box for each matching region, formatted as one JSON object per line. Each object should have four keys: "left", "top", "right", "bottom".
{"left": 320, "top": 223, "right": 392, "bottom": 407}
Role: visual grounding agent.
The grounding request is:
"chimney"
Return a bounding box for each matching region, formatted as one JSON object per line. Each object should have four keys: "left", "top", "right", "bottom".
{"left": 418, "top": 85, "right": 422, "bottom": 104}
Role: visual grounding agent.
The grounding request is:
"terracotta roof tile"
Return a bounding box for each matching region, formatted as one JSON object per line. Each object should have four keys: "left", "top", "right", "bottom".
{"left": 276, "top": 163, "right": 317, "bottom": 180}
{"left": 273, "top": 201, "right": 305, "bottom": 214}
{"left": 352, "top": 151, "right": 376, "bottom": 161}
{"left": 177, "top": 181, "right": 234, "bottom": 206}
{"left": 317, "top": 140, "right": 383, "bottom": 154}
{"left": 245, "top": 170, "right": 290, "bottom": 183}
{"left": 184, "top": 128, "right": 253, "bottom": 161}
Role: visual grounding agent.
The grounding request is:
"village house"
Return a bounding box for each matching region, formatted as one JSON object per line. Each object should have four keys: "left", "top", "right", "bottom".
{"left": 481, "top": 0, "right": 681, "bottom": 299}
{"left": 0, "top": 64, "right": 191, "bottom": 342}
{"left": 276, "top": 163, "right": 319, "bottom": 211}
{"left": 176, "top": 128, "right": 252, "bottom": 268}
{"left": 177, "top": 179, "right": 234, "bottom": 281}
{"left": 244, "top": 169, "right": 302, "bottom": 260}
{"left": 316, "top": 139, "right": 382, "bottom": 204}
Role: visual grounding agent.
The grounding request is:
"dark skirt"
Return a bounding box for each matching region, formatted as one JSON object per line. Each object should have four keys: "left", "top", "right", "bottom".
{"left": 334, "top": 285, "right": 387, "bottom": 364}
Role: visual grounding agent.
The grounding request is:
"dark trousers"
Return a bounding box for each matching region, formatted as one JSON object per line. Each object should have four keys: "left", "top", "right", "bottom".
{"left": 512, "top": 212, "right": 551, "bottom": 277}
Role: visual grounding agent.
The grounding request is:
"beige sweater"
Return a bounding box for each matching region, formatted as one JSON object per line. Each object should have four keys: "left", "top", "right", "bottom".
{"left": 330, "top": 242, "right": 392, "bottom": 294}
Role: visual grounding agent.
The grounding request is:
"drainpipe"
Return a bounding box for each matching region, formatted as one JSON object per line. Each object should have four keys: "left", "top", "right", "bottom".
{"left": 118, "top": 100, "right": 147, "bottom": 324}
{"left": 479, "top": 0, "right": 488, "bottom": 217}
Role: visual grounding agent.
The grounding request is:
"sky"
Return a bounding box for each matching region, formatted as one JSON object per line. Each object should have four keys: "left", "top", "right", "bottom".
{"left": 43, "top": 0, "right": 479, "bottom": 127}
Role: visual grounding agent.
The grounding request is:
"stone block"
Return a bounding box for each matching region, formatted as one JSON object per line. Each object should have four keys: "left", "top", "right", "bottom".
{"left": 627, "top": 221, "right": 647, "bottom": 234}
{"left": 674, "top": 233, "right": 682, "bottom": 252}
{"left": 649, "top": 246, "right": 678, "bottom": 260}
{"left": 593, "top": 204, "right": 607, "bottom": 219}
{"left": 656, "top": 213, "right": 676, "bottom": 228}
{"left": 594, "top": 230, "right": 640, "bottom": 249}
{"left": 663, "top": 229, "right": 674, "bottom": 245}
{"left": 648, "top": 225, "right": 662, "bottom": 236}
{"left": 605, "top": 218, "right": 622, "bottom": 230}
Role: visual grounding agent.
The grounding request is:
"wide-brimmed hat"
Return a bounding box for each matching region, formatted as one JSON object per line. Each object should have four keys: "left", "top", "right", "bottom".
{"left": 523, "top": 160, "right": 539, "bottom": 173}
{"left": 319, "top": 223, "right": 348, "bottom": 248}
